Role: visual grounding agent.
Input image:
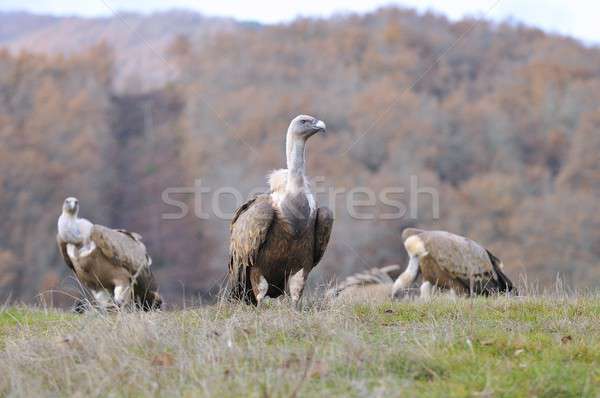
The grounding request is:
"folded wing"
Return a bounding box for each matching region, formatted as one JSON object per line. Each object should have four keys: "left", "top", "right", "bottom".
{"left": 313, "top": 206, "right": 334, "bottom": 266}
{"left": 90, "top": 225, "right": 150, "bottom": 274}
{"left": 56, "top": 234, "right": 76, "bottom": 273}
{"left": 227, "top": 195, "right": 275, "bottom": 301}
{"left": 423, "top": 231, "right": 506, "bottom": 294}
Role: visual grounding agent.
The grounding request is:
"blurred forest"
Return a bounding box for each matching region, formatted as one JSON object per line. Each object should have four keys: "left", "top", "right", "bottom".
{"left": 0, "top": 7, "right": 598, "bottom": 305}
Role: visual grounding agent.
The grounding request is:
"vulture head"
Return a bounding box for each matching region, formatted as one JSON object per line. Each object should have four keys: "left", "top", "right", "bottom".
{"left": 288, "top": 114, "right": 326, "bottom": 140}
{"left": 62, "top": 197, "right": 80, "bottom": 216}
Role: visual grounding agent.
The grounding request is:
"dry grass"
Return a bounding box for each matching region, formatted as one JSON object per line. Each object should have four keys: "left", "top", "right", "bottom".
{"left": 1, "top": 293, "right": 600, "bottom": 397}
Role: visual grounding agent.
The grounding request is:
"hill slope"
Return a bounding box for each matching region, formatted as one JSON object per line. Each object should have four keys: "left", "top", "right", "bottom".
{"left": 0, "top": 10, "right": 244, "bottom": 91}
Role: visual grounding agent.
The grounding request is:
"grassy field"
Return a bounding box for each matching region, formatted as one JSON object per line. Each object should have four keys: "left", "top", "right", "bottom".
{"left": 1, "top": 294, "right": 600, "bottom": 397}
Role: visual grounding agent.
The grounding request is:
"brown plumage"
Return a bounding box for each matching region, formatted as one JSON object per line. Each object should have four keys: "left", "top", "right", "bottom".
{"left": 227, "top": 115, "right": 333, "bottom": 306}
{"left": 326, "top": 264, "right": 403, "bottom": 299}
{"left": 326, "top": 264, "right": 424, "bottom": 303}
{"left": 392, "top": 228, "right": 516, "bottom": 298}
{"left": 57, "top": 197, "right": 161, "bottom": 310}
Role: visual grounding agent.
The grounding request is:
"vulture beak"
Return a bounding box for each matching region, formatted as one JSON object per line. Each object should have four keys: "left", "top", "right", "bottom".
{"left": 314, "top": 120, "right": 326, "bottom": 133}
{"left": 64, "top": 198, "right": 78, "bottom": 213}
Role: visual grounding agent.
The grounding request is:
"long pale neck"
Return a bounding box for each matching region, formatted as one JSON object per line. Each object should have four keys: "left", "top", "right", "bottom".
{"left": 59, "top": 211, "right": 83, "bottom": 244}
{"left": 61, "top": 211, "right": 78, "bottom": 223}
{"left": 286, "top": 133, "right": 306, "bottom": 191}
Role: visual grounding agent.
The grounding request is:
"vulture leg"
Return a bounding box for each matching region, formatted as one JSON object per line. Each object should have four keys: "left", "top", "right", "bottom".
{"left": 420, "top": 281, "right": 433, "bottom": 299}
{"left": 93, "top": 289, "right": 114, "bottom": 310}
{"left": 288, "top": 268, "right": 307, "bottom": 309}
{"left": 250, "top": 269, "right": 269, "bottom": 306}
{"left": 114, "top": 282, "right": 132, "bottom": 309}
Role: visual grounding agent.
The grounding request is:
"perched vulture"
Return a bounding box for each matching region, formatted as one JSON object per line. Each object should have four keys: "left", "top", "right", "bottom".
{"left": 227, "top": 115, "right": 334, "bottom": 307}
{"left": 57, "top": 197, "right": 162, "bottom": 310}
{"left": 392, "top": 228, "right": 516, "bottom": 298}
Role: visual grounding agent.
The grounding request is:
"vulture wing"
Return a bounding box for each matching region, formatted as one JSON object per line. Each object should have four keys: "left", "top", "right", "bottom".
{"left": 379, "top": 264, "right": 404, "bottom": 280}
{"left": 90, "top": 225, "right": 150, "bottom": 275}
{"left": 313, "top": 206, "right": 334, "bottom": 266}
{"left": 56, "top": 234, "right": 76, "bottom": 273}
{"left": 227, "top": 194, "right": 275, "bottom": 301}
{"left": 326, "top": 264, "right": 401, "bottom": 298}
{"left": 401, "top": 227, "right": 425, "bottom": 241}
{"left": 486, "top": 249, "right": 516, "bottom": 293}
{"left": 423, "top": 231, "right": 501, "bottom": 294}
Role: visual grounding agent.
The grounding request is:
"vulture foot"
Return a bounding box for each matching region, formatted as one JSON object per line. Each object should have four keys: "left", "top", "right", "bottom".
{"left": 289, "top": 269, "right": 307, "bottom": 309}
{"left": 113, "top": 284, "right": 132, "bottom": 309}
{"left": 93, "top": 289, "right": 118, "bottom": 312}
{"left": 251, "top": 269, "right": 269, "bottom": 306}
{"left": 419, "top": 281, "right": 433, "bottom": 299}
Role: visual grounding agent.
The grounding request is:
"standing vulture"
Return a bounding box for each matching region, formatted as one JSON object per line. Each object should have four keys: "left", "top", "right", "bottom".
{"left": 392, "top": 228, "right": 516, "bottom": 298}
{"left": 227, "top": 115, "right": 334, "bottom": 307}
{"left": 57, "top": 197, "right": 162, "bottom": 310}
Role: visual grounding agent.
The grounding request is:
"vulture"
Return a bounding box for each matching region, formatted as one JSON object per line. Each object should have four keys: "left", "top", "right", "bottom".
{"left": 227, "top": 115, "right": 334, "bottom": 307}
{"left": 392, "top": 228, "right": 516, "bottom": 298}
{"left": 326, "top": 264, "right": 419, "bottom": 302}
{"left": 57, "top": 197, "right": 162, "bottom": 310}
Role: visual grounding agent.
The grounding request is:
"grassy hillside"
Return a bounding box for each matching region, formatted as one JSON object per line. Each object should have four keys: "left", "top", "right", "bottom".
{"left": 1, "top": 295, "right": 599, "bottom": 397}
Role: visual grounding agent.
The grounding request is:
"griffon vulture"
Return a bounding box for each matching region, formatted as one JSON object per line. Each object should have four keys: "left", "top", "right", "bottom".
{"left": 392, "top": 228, "right": 516, "bottom": 298}
{"left": 326, "top": 264, "right": 420, "bottom": 302}
{"left": 227, "top": 115, "right": 334, "bottom": 307}
{"left": 57, "top": 197, "right": 162, "bottom": 310}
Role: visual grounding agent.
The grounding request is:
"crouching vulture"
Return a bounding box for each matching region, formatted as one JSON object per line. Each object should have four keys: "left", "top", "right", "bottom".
{"left": 326, "top": 264, "right": 403, "bottom": 299}
{"left": 57, "top": 197, "right": 162, "bottom": 311}
{"left": 392, "top": 228, "right": 516, "bottom": 298}
{"left": 325, "top": 264, "right": 421, "bottom": 302}
{"left": 227, "top": 115, "right": 334, "bottom": 307}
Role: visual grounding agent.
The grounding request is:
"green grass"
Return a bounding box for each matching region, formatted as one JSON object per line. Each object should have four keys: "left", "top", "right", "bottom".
{"left": 0, "top": 308, "right": 76, "bottom": 349}
{"left": 1, "top": 295, "right": 600, "bottom": 397}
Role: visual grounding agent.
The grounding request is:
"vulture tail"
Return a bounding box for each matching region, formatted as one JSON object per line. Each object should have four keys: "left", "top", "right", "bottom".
{"left": 132, "top": 267, "right": 163, "bottom": 310}
{"left": 486, "top": 250, "right": 516, "bottom": 295}
{"left": 138, "top": 291, "right": 163, "bottom": 311}
{"left": 226, "top": 260, "right": 257, "bottom": 305}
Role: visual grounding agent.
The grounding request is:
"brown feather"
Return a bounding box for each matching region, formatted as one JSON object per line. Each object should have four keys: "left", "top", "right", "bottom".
{"left": 91, "top": 225, "right": 160, "bottom": 308}
{"left": 415, "top": 230, "right": 514, "bottom": 295}
{"left": 58, "top": 224, "right": 160, "bottom": 310}
{"left": 227, "top": 195, "right": 275, "bottom": 302}
{"left": 56, "top": 234, "right": 76, "bottom": 273}
{"left": 327, "top": 264, "right": 402, "bottom": 298}
{"left": 401, "top": 228, "right": 425, "bottom": 241}
{"left": 313, "top": 206, "right": 333, "bottom": 266}
{"left": 227, "top": 195, "right": 334, "bottom": 304}
{"left": 91, "top": 225, "right": 149, "bottom": 275}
